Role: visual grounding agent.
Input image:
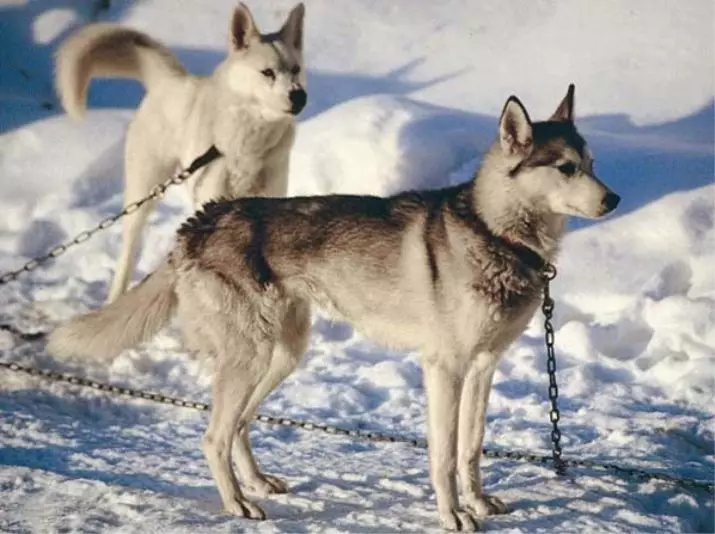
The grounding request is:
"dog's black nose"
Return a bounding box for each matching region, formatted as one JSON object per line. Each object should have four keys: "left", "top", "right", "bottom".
{"left": 603, "top": 192, "right": 620, "bottom": 212}
{"left": 289, "top": 89, "right": 307, "bottom": 115}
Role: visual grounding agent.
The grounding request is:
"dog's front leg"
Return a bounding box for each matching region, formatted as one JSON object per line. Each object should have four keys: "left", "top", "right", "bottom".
{"left": 457, "top": 356, "right": 508, "bottom": 517}
{"left": 422, "top": 357, "right": 480, "bottom": 532}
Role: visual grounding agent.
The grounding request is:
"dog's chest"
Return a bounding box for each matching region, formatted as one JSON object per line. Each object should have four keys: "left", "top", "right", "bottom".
{"left": 460, "top": 256, "right": 544, "bottom": 349}
{"left": 218, "top": 118, "right": 293, "bottom": 197}
{"left": 474, "top": 269, "right": 540, "bottom": 313}
{"left": 217, "top": 108, "right": 291, "bottom": 156}
{"left": 228, "top": 123, "right": 285, "bottom": 155}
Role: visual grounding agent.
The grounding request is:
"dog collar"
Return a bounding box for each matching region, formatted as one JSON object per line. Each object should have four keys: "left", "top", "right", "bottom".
{"left": 186, "top": 145, "right": 223, "bottom": 173}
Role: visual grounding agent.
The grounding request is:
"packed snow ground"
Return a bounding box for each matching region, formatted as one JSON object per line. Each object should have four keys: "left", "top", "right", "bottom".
{"left": 1, "top": 0, "right": 714, "bottom": 532}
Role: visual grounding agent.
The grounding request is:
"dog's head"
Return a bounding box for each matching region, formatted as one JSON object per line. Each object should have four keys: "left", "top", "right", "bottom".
{"left": 222, "top": 2, "right": 307, "bottom": 117}
{"left": 498, "top": 85, "right": 620, "bottom": 219}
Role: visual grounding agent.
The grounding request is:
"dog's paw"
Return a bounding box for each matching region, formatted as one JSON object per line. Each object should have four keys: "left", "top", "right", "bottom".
{"left": 464, "top": 493, "right": 508, "bottom": 516}
{"left": 244, "top": 473, "right": 289, "bottom": 497}
{"left": 439, "top": 507, "right": 481, "bottom": 531}
{"left": 224, "top": 496, "right": 266, "bottom": 520}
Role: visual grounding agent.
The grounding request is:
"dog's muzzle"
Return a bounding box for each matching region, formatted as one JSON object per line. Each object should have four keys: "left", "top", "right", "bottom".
{"left": 289, "top": 88, "right": 307, "bottom": 115}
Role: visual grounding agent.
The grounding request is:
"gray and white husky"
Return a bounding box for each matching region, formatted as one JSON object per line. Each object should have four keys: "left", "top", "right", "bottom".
{"left": 48, "top": 85, "right": 620, "bottom": 531}
{"left": 55, "top": 2, "right": 307, "bottom": 303}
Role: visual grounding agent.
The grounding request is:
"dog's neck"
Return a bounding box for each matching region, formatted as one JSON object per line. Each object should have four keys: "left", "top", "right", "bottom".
{"left": 215, "top": 91, "right": 295, "bottom": 125}
{"left": 208, "top": 83, "right": 295, "bottom": 158}
{"left": 472, "top": 144, "right": 567, "bottom": 267}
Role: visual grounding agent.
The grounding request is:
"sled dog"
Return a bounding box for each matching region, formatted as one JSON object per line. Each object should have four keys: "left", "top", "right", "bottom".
{"left": 55, "top": 2, "right": 307, "bottom": 303}
{"left": 48, "top": 85, "right": 620, "bottom": 531}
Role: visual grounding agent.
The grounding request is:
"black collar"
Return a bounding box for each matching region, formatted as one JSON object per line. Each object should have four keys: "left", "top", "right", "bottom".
{"left": 186, "top": 145, "right": 223, "bottom": 173}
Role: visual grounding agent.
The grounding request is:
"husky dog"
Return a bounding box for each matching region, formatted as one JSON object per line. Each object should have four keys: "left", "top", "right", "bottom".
{"left": 48, "top": 85, "right": 619, "bottom": 531}
{"left": 55, "top": 2, "right": 307, "bottom": 303}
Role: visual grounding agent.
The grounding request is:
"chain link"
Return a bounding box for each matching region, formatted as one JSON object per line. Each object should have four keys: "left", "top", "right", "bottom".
{"left": 540, "top": 263, "right": 565, "bottom": 475}
{"left": 0, "top": 146, "right": 221, "bottom": 286}
{"left": 536, "top": 265, "right": 713, "bottom": 492}
{"left": 1, "top": 357, "right": 712, "bottom": 493}
{"left": 0, "top": 322, "right": 46, "bottom": 342}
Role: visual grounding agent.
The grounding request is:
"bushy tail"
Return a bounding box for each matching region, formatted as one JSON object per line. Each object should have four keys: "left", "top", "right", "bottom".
{"left": 55, "top": 23, "right": 187, "bottom": 119}
{"left": 47, "top": 262, "right": 177, "bottom": 362}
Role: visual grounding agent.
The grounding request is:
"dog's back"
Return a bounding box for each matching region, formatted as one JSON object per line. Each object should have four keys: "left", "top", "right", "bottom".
{"left": 173, "top": 187, "right": 489, "bottom": 349}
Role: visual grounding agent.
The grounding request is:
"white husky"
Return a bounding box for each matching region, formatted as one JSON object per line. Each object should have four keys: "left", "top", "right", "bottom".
{"left": 55, "top": 2, "right": 307, "bottom": 302}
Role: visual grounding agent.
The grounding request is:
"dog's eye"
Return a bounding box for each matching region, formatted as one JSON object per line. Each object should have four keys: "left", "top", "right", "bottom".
{"left": 557, "top": 162, "right": 577, "bottom": 176}
{"left": 261, "top": 68, "right": 276, "bottom": 80}
{"left": 290, "top": 65, "right": 301, "bottom": 76}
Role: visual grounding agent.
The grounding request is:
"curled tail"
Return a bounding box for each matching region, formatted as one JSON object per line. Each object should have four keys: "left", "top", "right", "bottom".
{"left": 55, "top": 23, "right": 187, "bottom": 119}
{"left": 47, "top": 261, "right": 177, "bottom": 362}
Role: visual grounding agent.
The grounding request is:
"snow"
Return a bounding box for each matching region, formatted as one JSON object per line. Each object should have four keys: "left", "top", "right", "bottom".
{"left": 1, "top": 0, "right": 714, "bottom": 532}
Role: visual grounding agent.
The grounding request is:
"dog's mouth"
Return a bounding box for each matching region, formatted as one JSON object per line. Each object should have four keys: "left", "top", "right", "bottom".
{"left": 563, "top": 203, "right": 597, "bottom": 219}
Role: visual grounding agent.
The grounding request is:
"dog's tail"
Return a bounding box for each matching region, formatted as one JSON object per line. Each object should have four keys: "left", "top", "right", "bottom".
{"left": 55, "top": 23, "right": 187, "bottom": 120}
{"left": 47, "top": 261, "right": 177, "bottom": 363}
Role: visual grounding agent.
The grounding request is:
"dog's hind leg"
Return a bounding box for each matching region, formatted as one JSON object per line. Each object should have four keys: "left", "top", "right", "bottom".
{"left": 106, "top": 127, "right": 174, "bottom": 303}
{"left": 233, "top": 299, "right": 311, "bottom": 497}
{"left": 422, "top": 356, "right": 480, "bottom": 532}
{"left": 457, "top": 356, "right": 507, "bottom": 517}
{"left": 203, "top": 332, "right": 276, "bottom": 520}
{"left": 107, "top": 198, "right": 155, "bottom": 303}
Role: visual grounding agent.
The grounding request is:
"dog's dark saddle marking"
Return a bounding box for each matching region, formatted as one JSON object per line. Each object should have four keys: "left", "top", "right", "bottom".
{"left": 179, "top": 198, "right": 233, "bottom": 255}
{"left": 179, "top": 198, "right": 277, "bottom": 290}
{"left": 241, "top": 203, "right": 276, "bottom": 289}
{"left": 423, "top": 202, "right": 442, "bottom": 287}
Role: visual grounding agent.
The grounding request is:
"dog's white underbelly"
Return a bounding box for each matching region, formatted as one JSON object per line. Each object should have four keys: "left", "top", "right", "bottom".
{"left": 284, "top": 277, "right": 430, "bottom": 351}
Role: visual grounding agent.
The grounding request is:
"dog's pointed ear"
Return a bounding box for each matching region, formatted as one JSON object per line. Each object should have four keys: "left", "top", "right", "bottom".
{"left": 230, "top": 2, "right": 260, "bottom": 50}
{"left": 280, "top": 2, "right": 305, "bottom": 51}
{"left": 499, "top": 96, "right": 533, "bottom": 158}
{"left": 550, "top": 83, "right": 575, "bottom": 122}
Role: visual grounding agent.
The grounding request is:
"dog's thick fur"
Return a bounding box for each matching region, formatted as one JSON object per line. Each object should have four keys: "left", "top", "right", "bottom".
{"left": 55, "top": 2, "right": 307, "bottom": 303}
{"left": 48, "top": 86, "right": 620, "bottom": 531}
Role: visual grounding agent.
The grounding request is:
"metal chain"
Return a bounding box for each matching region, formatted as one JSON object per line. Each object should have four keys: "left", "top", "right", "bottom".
{"left": 559, "top": 456, "right": 715, "bottom": 492}
{"left": 0, "top": 145, "right": 221, "bottom": 286}
{"left": 1, "top": 357, "right": 712, "bottom": 493}
{"left": 0, "top": 322, "right": 46, "bottom": 342}
{"left": 541, "top": 263, "right": 565, "bottom": 474}
{"left": 536, "top": 265, "right": 713, "bottom": 492}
